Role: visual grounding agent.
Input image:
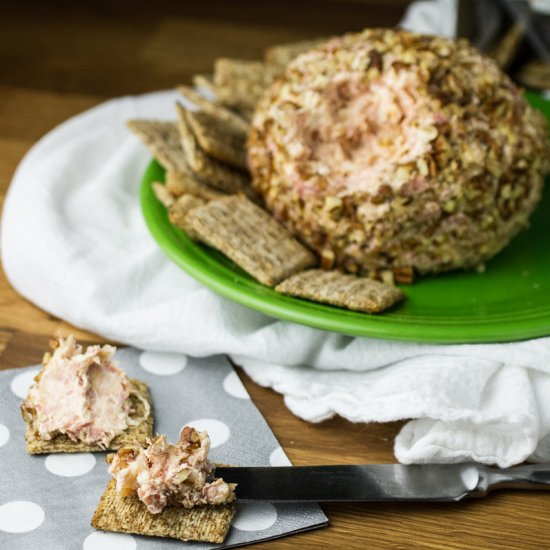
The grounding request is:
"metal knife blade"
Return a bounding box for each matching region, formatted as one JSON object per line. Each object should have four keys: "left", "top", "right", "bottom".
{"left": 215, "top": 463, "right": 550, "bottom": 502}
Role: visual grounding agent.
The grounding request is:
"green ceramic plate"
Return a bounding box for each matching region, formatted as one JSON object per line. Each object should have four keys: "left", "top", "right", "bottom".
{"left": 141, "top": 93, "right": 550, "bottom": 344}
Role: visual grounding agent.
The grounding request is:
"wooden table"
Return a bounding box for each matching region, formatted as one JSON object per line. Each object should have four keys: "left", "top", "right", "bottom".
{"left": 0, "top": 2, "right": 548, "bottom": 548}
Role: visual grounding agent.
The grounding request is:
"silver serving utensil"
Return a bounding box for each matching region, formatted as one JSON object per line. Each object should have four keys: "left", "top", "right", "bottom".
{"left": 215, "top": 463, "right": 550, "bottom": 502}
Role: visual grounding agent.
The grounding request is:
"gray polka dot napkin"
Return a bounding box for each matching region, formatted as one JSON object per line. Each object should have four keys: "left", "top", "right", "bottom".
{"left": 0, "top": 348, "right": 328, "bottom": 549}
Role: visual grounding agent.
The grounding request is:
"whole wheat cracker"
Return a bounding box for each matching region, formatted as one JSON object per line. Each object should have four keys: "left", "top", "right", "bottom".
{"left": 152, "top": 181, "right": 175, "bottom": 208}
{"left": 91, "top": 479, "right": 234, "bottom": 544}
{"left": 178, "top": 84, "right": 249, "bottom": 133}
{"left": 165, "top": 169, "right": 226, "bottom": 201}
{"left": 264, "top": 37, "right": 328, "bottom": 68}
{"left": 232, "top": 106, "right": 254, "bottom": 122}
{"left": 186, "top": 195, "right": 317, "bottom": 286}
{"left": 168, "top": 194, "right": 207, "bottom": 239}
{"left": 127, "top": 120, "right": 188, "bottom": 173}
{"left": 23, "top": 379, "right": 154, "bottom": 455}
{"left": 185, "top": 109, "right": 248, "bottom": 169}
{"left": 213, "top": 58, "right": 279, "bottom": 111}
{"left": 191, "top": 74, "right": 219, "bottom": 100}
{"left": 176, "top": 103, "right": 253, "bottom": 197}
{"left": 275, "top": 269, "right": 405, "bottom": 313}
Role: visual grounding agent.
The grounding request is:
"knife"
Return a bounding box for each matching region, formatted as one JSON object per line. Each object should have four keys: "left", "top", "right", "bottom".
{"left": 215, "top": 463, "right": 550, "bottom": 502}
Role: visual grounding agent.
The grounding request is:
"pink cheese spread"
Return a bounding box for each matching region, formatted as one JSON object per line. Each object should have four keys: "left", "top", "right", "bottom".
{"left": 22, "top": 336, "right": 146, "bottom": 448}
{"left": 108, "top": 426, "right": 236, "bottom": 513}
{"left": 281, "top": 67, "right": 442, "bottom": 200}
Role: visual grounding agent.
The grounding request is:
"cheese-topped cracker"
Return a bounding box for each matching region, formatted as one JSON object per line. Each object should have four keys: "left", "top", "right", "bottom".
{"left": 91, "top": 479, "right": 234, "bottom": 544}
{"left": 92, "top": 427, "right": 236, "bottom": 544}
{"left": 275, "top": 269, "right": 405, "bottom": 313}
{"left": 186, "top": 195, "right": 317, "bottom": 286}
{"left": 23, "top": 378, "right": 154, "bottom": 455}
{"left": 22, "top": 336, "right": 154, "bottom": 454}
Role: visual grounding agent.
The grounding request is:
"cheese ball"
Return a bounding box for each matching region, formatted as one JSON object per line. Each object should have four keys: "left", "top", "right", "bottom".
{"left": 248, "top": 29, "right": 550, "bottom": 278}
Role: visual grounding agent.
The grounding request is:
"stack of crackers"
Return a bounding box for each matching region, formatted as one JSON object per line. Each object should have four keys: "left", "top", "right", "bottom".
{"left": 129, "top": 38, "right": 404, "bottom": 314}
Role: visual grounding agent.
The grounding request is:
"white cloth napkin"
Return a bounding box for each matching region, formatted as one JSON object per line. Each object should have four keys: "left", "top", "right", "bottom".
{"left": 3, "top": 3, "right": 550, "bottom": 468}
{"left": 400, "top": 0, "right": 457, "bottom": 37}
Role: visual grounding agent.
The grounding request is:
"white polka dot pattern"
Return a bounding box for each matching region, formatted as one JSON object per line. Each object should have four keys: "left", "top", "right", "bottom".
{"left": 269, "top": 446, "right": 292, "bottom": 466}
{"left": 10, "top": 368, "right": 40, "bottom": 399}
{"left": 0, "top": 424, "right": 9, "bottom": 447}
{"left": 0, "top": 352, "right": 327, "bottom": 547}
{"left": 185, "top": 418, "right": 230, "bottom": 448}
{"left": 139, "top": 351, "right": 187, "bottom": 375}
{"left": 45, "top": 453, "right": 96, "bottom": 477}
{"left": 0, "top": 501, "right": 45, "bottom": 533}
{"left": 233, "top": 503, "right": 278, "bottom": 531}
{"left": 83, "top": 532, "right": 137, "bottom": 550}
{"left": 223, "top": 371, "right": 250, "bottom": 399}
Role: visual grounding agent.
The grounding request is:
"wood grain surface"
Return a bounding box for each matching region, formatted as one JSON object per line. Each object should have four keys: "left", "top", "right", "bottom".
{"left": 0, "top": 2, "right": 548, "bottom": 549}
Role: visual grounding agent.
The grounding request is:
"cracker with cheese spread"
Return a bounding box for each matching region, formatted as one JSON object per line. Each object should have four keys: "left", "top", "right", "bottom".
{"left": 21, "top": 336, "right": 154, "bottom": 454}
{"left": 92, "top": 427, "right": 236, "bottom": 544}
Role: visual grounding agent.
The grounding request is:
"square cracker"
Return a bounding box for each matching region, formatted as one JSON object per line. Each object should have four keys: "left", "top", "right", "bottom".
{"left": 213, "top": 58, "right": 279, "bottom": 111}
{"left": 152, "top": 181, "right": 175, "bottom": 208}
{"left": 168, "top": 194, "right": 207, "bottom": 239}
{"left": 185, "top": 109, "right": 248, "bottom": 170}
{"left": 264, "top": 37, "right": 328, "bottom": 68}
{"left": 232, "top": 106, "right": 254, "bottom": 122}
{"left": 91, "top": 479, "right": 235, "bottom": 544}
{"left": 165, "top": 169, "right": 226, "bottom": 201}
{"left": 275, "top": 269, "right": 405, "bottom": 313}
{"left": 127, "top": 120, "right": 188, "bottom": 173}
{"left": 178, "top": 84, "right": 249, "bottom": 133}
{"left": 23, "top": 379, "right": 154, "bottom": 455}
{"left": 176, "top": 103, "right": 253, "bottom": 198}
{"left": 191, "top": 74, "right": 219, "bottom": 101}
{"left": 186, "top": 195, "right": 317, "bottom": 286}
